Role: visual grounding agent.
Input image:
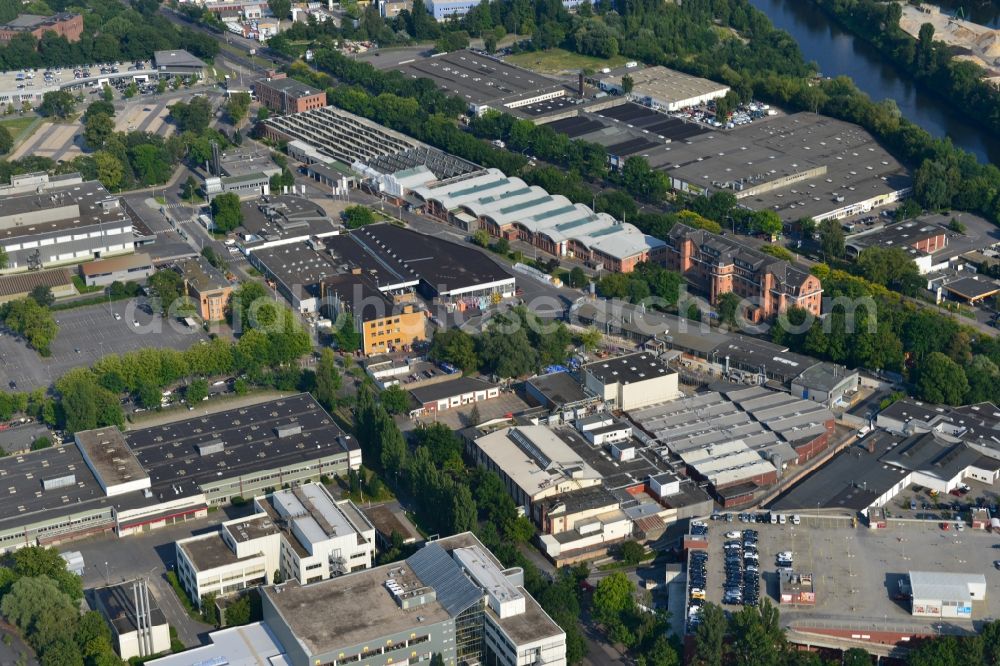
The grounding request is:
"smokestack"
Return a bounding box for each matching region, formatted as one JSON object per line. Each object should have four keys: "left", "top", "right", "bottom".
{"left": 578, "top": 71, "right": 584, "bottom": 97}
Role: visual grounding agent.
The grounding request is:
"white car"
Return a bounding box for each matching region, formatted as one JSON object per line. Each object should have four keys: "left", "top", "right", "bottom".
{"left": 791, "top": 515, "right": 801, "bottom": 525}
{"left": 113, "top": 313, "right": 121, "bottom": 320}
{"left": 725, "top": 530, "right": 741, "bottom": 539}
{"left": 777, "top": 551, "right": 794, "bottom": 560}
{"left": 956, "top": 522, "right": 965, "bottom": 531}
{"left": 778, "top": 514, "right": 787, "bottom": 524}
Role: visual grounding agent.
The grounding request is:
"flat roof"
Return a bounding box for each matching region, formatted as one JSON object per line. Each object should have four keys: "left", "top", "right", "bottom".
{"left": 153, "top": 50, "right": 205, "bottom": 69}
{"left": 360, "top": 503, "right": 422, "bottom": 543}
{"left": 792, "top": 362, "right": 857, "bottom": 392}
{"left": 126, "top": 393, "right": 353, "bottom": 499}
{"left": 179, "top": 530, "right": 253, "bottom": 571}
{"left": 224, "top": 513, "right": 280, "bottom": 544}
{"left": 256, "top": 75, "right": 322, "bottom": 98}
{"left": 909, "top": 571, "right": 986, "bottom": 601}
{"left": 473, "top": 426, "right": 602, "bottom": 499}
{"left": 253, "top": 242, "right": 337, "bottom": 298}
{"left": 410, "top": 376, "right": 496, "bottom": 404}
{"left": 239, "top": 195, "right": 338, "bottom": 246}
{"left": 146, "top": 622, "right": 286, "bottom": 666}
{"left": 176, "top": 255, "right": 230, "bottom": 293}
{"left": 74, "top": 427, "right": 148, "bottom": 490}
{"left": 526, "top": 372, "right": 593, "bottom": 407}
{"left": 599, "top": 66, "right": 729, "bottom": 106}
{"left": 350, "top": 223, "right": 514, "bottom": 296}
{"left": 582, "top": 352, "right": 672, "bottom": 386}
{"left": 709, "top": 335, "right": 818, "bottom": 381}
{"left": 847, "top": 220, "right": 947, "bottom": 253}
{"left": 0, "top": 179, "right": 133, "bottom": 243}
{"left": 401, "top": 50, "right": 566, "bottom": 107}
{"left": 944, "top": 276, "right": 1000, "bottom": 300}
{"left": 770, "top": 431, "right": 908, "bottom": 512}
{"left": 94, "top": 581, "right": 168, "bottom": 636}
{"left": 535, "top": 484, "right": 621, "bottom": 515}
{"left": 270, "top": 484, "right": 364, "bottom": 547}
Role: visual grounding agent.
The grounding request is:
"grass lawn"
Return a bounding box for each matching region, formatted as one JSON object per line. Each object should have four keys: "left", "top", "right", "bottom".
{"left": 0, "top": 115, "right": 41, "bottom": 146}
{"left": 505, "top": 48, "right": 628, "bottom": 75}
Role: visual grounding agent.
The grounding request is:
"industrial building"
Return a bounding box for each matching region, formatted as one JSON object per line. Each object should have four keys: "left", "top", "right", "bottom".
{"left": 399, "top": 50, "right": 568, "bottom": 114}
{"left": 254, "top": 72, "right": 327, "bottom": 114}
{"left": 204, "top": 146, "right": 281, "bottom": 200}
{"left": 153, "top": 533, "right": 566, "bottom": 666}
{"left": 237, "top": 195, "right": 340, "bottom": 251}
{"left": 425, "top": 0, "right": 481, "bottom": 20}
{"left": 92, "top": 579, "right": 171, "bottom": 660}
{"left": 598, "top": 65, "right": 730, "bottom": 112}
{"left": 152, "top": 49, "right": 207, "bottom": 78}
{"left": 412, "top": 168, "right": 665, "bottom": 273}
{"left": 175, "top": 255, "right": 232, "bottom": 321}
{"left": 581, "top": 352, "right": 680, "bottom": 411}
{"left": 0, "top": 394, "right": 361, "bottom": 553}
{"left": 665, "top": 223, "right": 823, "bottom": 321}
{"left": 78, "top": 253, "right": 154, "bottom": 288}
{"left": 525, "top": 371, "right": 600, "bottom": 415}
{"left": 249, "top": 241, "right": 339, "bottom": 313}
{"left": 409, "top": 377, "right": 500, "bottom": 416}
{"left": 790, "top": 362, "right": 860, "bottom": 408}
{"left": 0, "top": 172, "right": 139, "bottom": 274}
{"left": 908, "top": 571, "right": 985, "bottom": 619}
{"left": 175, "top": 483, "right": 375, "bottom": 606}
{"left": 0, "top": 268, "right": 74, "bottom": 303}
{"left": 845, "top": 220, "right": 949, "bottom": 274}
{"left": 0, "top": 13, "right": 83, "bottom": 42}
{"left": 264, "top": 106, "right": 477, "bottom": 183}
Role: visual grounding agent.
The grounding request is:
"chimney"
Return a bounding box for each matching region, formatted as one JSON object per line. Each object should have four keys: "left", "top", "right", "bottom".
{"left": 578, "top": 71, "right": 584, "bottom": 97}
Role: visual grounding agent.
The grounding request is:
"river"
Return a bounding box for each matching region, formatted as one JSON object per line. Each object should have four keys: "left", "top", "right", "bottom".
{"left": 747, "top": 0, "right": 1000, "bottom": 165}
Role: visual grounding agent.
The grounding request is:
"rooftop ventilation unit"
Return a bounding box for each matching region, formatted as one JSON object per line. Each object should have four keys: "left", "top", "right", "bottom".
{"left": 42, "top": 474, "right": 76, "bottom": 491}
{"left": 196, "top": 440, "right": 225, "bottom": 456}
{"left": 275, "top": 424, "right": 302, "bottom": 439}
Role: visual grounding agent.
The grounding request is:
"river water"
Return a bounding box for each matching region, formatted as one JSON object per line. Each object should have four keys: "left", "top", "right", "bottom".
{"left": 747, "top": 0, "right": 1000, "bottom": 165}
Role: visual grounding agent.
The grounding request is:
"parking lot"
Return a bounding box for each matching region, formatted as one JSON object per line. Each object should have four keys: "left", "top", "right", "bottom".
{"left": 692, "top": 513, "right": 1000, "bottom": 635}
{"left": 0, "top": 299, "right": 207, "bottom": 391}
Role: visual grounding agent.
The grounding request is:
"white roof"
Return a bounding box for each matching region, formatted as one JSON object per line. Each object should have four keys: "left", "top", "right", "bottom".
{"left": 909, "top": 571, "right": 986, "bottom": 601}
{"left": 147, "top": 622, "right": 286, "bottom": 666}
{"left": 411, "top": 168, "right": 664, "bottom": 260}
{"left": 473, "top": 426, "right": 602, "bottom": 499}
{"left": 678, "top": 439, "right": 777, "bottom": 487}
{"left": 272, "top": 484, "right": 356, "bottom": 551}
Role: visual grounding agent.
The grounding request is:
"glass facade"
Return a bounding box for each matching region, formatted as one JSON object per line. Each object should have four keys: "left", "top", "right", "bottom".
{"left": 455, "top": 600, "right": 485, "bottom": 666}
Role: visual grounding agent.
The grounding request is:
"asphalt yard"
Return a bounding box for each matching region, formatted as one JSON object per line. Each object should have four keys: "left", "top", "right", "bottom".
{"left": 0, "top": 299, "right": 206, "bottom": 391}
{"left": 698, "top": 514, "right": 1000, "bottom": 636}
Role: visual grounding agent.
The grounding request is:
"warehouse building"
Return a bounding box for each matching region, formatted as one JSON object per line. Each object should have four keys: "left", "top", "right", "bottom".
{"left": 399, "top": 50, "right": 567, "bottom": 114}
{"left": 525, "top": 371, "right": 600, "bottom": 416}
{"left": 409, "top": 377, "right": 500, "bottom": 417}
{"left": 0, "top": 172, "right": 138, "bottom": 274}
{"left": 155, "top": 533, "right": 566, "bottom": 666}
{"left": 249, "top": 241, "right": 339, "bottom": 313}
{"left": 153, "top": 49, "right": 207, "bottom": 78}
{"left": 79, "top": 253, "right": 154, "bottom": 288}
{"left": 845, "top": 220, "right": 949, "bottom": 274}
{"left": 581, "top": 352, "right": 680, "bottom": 411}
{"left": 175, "top": 483, "right": 375, "bottom": 607}
{"left": 412, "top": 168, "right": 665, "bottom": 273}
{"left": 909, "top": 571, "right": 985, "bottom": 619}
{"left": 0, "top": 267, "right": 74, "bottom": 303}
{"left": 790, "top": 362, "right": 860, "bottom": 408}
{"left": 0, "top": 394, "right": 362, "bottom": 553}
{"left": 205, "top": 146, "right": 281, "bottom": 200}
{"left": 598, "top": 65, "right": 730, "bottom": 112}
{"left": 238, "top": 195, "right": 340, "bottom": 251}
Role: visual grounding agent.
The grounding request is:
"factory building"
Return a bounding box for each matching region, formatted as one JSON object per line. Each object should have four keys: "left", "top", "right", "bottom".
{"left": 0, "top": 13, "right": 83, "bottom": 42}
{"left": 581, "top": 352, "right": 680, "bottom": 411}
{"left": 0, "top": 394, "right": 361, "bottom": 553}
{"left": 412, "top": 168, "right": 665, "bottom": 273}
{"left": 151, "top": 533, "right": 567, "bottom": 666}
{"left": 175, "top": 483, "right": 375, "bottom": 607}
{"left": 598, "top": 65, "right": 730, "bottom": 112}
{"left": 908, "top": 571, "right": 985, "bottom": 619}
{"left": 0, "top": 173, "right": 138, "bottom": 274}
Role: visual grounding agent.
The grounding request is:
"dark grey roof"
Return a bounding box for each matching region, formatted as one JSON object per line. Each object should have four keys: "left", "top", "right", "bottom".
{"left": 526, "top": 372, "right": 592, "bottom": 407}
{"left": 407, "top": 543, "right": 482, "bottom": 616}
{"left": 410, "top": 377, "right": 496, "bottom": 405}
{"left": 582, "top": 352, "right": 671, "bottom": 385}
{"left": 792, "top": 362, "right": 857, "bottom": 392}
{"left": 535, "top": 485, "right": 620, "bottom": 515}
{"left": 879, "top": 431, "right": 984, "bottom": 481}
{"left": 944, "top": 276, "right": 1000, "bottom": 300}
{"left": 94, "top": 581, "right": 167, "bottom": 636}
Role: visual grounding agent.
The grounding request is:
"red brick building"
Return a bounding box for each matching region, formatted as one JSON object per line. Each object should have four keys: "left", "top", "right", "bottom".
{"left": 665, "top": 223, "right": 823, "bottom": 321}
{"left": 254, "top": 72, "right": 327, "bottom": 114}
{"left": 0, "top": 13, "right": 83, "bottom": 42}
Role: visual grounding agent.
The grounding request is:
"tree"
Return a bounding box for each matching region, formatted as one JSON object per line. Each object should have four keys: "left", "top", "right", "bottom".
{"left": 225, "top": 595, "right": 252, "bottom": 626}
{"left": 342, "top": 205, "right": 376, "bottom": 229}
{"left": 484, "top": 33, "right": 497, "bottom": 54}
{"left": 182, "top": 175, "right": 199, "bottom": 201}
{"left": 31, "top": 436, "right": 51, "bottom": 450}
{"left": 0, "top": 124, "right": 11, "bottom": 155}
{"left": 692, "top": 603, "right": 726, "bottom": 666}
{"left": 842, "top": 648, "right": 872, "bottom": 666}
{"left": 187, "top": 378, "right": 209, "bottom": 404}
{"left": 592, "top": 572, "right": 635, "bottom": 629}
{"left": 93, "top": 151, "right": 124, "bottom": 191}
{"left": 618, "top": 540, "right": 644, "bottom": 565}
{"left": 314, "top": 348, "right": 342, "bottom": 409}
{"left": 211, "top": 193, "right": 244, "bottom": 233}
{"left": 896, "top": 199, "right": 922, "bottom": 220}
{"left": 451, "top": 484, "right": 477, "bottom": 533}
{"left": 201, "top": 594, "right": 219, "bottom": 626}
{"left": 381, "top": 385, "right": 409, "bottom": 415}
{"left": 797, "top": 217, "right": 816, "bottom": 238}
{"left": 28, "top": 286, "right": 54, "bottom": 307}
{"left": 471, "top": 229, "right": 490, "bottom": 248}
{"left": 818, "top": 218, "right": 845, "bottom": 259}
{"left": 83, "top": 112, "right": 115, "bottom": 149}
{"left": 716, "top": 292, "right": 741, "bottom": 328}
{"left": 436, "top": 30, "right": 471, "bottom": 53}
{"left": 1, "top": 298, "right": 58, "bottom": 355}
{"left": 429, "top": 328, "right": 478, "bottom": 373}
{"left": 493, "top": 237, "right": 510, "bottom": 255}
{"left": 149, "top": 269, "right": 185, "bottom": 315}
{"left": 0, "top": 247, "right": 7, "bottom": 269}
{"left": 170, "top": 96, "right": 213, "bottom": 133}
{"left": 621, "top": 74, "right": 634, "bottom": 94}
{"left": 268, "top": 0, "right": 291, "bottom": 18}
{"left": 225, "top": 92, "right": 251, "bottom": 128}
{"left": 915, "top": 351, "right": 968, "bottom": 405}
{"left": 7, "top": 546, "right": 84, "bottom": 600}
{"left": 467, "top": 403, "right": 481, "bottom": 426}
{"left": 38, "top": 90, "right": 75, "bottom": 119}
{"left": 750, "top": 210, "right": 783, "bottom": 238}
{"left": 1, "top": 576, "right": 79, "bottom": 654}
{"left": 101, "top": 85, "right": 114, "bottom": 102}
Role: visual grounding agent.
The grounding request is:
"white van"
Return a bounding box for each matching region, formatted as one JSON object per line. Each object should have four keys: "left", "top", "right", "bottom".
{"left": 778, "top": 514, "right": 787, "bottom": 525}
{"left": 769, "top": 513, "right": 778, "bottom": 525}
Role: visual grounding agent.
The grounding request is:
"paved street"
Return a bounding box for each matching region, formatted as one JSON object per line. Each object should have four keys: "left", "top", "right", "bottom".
{"left": 71, "top": 512, "right": 252, "bottom": 648}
